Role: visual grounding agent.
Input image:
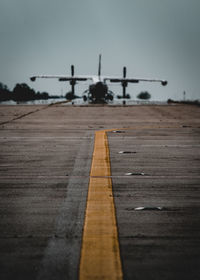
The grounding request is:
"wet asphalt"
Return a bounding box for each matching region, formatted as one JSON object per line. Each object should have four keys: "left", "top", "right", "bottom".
{"left": 0, "top": 104, "right": 200, "bottom": 280}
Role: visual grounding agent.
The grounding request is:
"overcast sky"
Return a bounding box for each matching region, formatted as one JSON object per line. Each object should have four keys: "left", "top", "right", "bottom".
{"left": 1, "top": 0, "right": 200, "bottom": 101}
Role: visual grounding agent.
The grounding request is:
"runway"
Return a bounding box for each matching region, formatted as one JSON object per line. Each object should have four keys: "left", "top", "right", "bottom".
{"left": 0, "top": 104, "right": 200, "bottom": 280}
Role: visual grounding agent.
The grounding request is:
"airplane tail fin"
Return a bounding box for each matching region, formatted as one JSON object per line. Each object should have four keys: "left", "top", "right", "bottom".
{"left": 98, "top": 54, "right": 101, "bottom": 77}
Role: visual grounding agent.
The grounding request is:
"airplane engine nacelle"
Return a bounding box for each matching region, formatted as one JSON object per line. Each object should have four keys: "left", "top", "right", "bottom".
{"left": 122, "top": 80, "right": 128, "bottom": 88}
{"left": 70, "top": 79, "right": 76, "bottom": 86}
{"left": 161, "top": 80, "right": 168, "bottom": 86}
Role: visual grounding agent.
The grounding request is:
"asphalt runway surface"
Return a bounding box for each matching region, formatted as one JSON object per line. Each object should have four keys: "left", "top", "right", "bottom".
{"left": 0, "top": 104, "right": 200, "bottom": 280}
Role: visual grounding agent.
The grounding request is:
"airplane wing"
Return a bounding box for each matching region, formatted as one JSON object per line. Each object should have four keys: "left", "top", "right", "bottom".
{"left": 103, "top": 77, "right": 168, "bottom": 86}
{"left": 30, "top": 75, "right": 93, "bottom": 82}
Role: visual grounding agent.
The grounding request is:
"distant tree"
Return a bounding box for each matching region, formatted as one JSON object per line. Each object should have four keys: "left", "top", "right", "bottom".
{"left": 0, "top": 83, "right": 8, "bottom": 91}
{"left": 0, "top": 82, "right": 52, "bottom": 102}
{"left": 40, "top": 92, "right": 49, "bottom": 99}
{"left": 0, "top": 82, "right": 11, "bottom": 101}
{"left": 12, "top": 83, "right": 36, "bottom": 101}
{"left": 137, "top": 91, "right": 151, "bottom": 100}
{"left": 35, "top": 91, "right": 49, "bottom": 100}
{"left": 65, "top": 91, "right": 79, "bottom": 100}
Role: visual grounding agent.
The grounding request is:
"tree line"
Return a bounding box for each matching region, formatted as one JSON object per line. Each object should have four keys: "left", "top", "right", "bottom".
{"left": 0, "top": 82, "right": 59, "bottom": 102}
{"left": 1, "top": 81, "right": 152, "bottom": 102}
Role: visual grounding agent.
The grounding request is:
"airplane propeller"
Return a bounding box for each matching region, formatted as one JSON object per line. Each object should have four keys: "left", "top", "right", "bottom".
{"left": 122, "top": 66, "right": 128, "bottom": 98}
{"left": 71, "top": 65, "right": 74, "bottom": 77}
{"left": 70, "top": 65, "right": 76, "bottom": 95}
{"left": 123, "top": 66, "right": 126, "bottom": 79}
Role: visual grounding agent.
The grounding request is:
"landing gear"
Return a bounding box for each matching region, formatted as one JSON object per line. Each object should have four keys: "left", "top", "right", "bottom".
{"left": 117, "top": 67, "right": 131, "bottom": 99}
{"left": 83, "top": 95, "right": 87, "bottom": 102}
{"left": 82, "top": 89, "right": 114, "bottom": 103}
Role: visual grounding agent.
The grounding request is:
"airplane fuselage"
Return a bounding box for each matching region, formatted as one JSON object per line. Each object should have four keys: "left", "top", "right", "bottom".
{"left": 89, "top": 81, "right": 108, "bottom": 102}
{"left": 84, "top": 76, "right": 113, "bottom": 103}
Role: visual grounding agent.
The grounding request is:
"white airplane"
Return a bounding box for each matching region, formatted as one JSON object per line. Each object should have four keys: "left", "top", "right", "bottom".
{"left": 30, "top": 54, "right": 167, "bottom": 103}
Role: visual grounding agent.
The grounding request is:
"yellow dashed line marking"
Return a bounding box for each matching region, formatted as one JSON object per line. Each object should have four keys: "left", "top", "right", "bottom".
{"left": 79, "top": 130, "right": 123, "bottom": 280}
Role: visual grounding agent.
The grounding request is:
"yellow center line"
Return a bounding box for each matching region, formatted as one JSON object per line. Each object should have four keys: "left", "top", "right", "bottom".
{"left": 79, "top": 124, "right": 180, "bottom": 279}
{"left": 79, "top": 130, "right": 123, "bottom": 280}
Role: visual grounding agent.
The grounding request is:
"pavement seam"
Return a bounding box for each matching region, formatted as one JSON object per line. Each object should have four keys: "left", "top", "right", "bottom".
{"left": 0, "top": 101, "right": 64, "bottom": 126}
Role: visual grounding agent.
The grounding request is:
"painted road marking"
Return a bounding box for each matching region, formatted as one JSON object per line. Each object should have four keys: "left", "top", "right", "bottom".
{"left": 79, "top": 130, "right": 123, "bottom": 280}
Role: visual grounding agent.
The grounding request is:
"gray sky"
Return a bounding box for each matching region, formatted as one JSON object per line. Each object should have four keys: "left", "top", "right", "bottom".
{"left": 1, "top": 0, "right": 200, "bottom": 101}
